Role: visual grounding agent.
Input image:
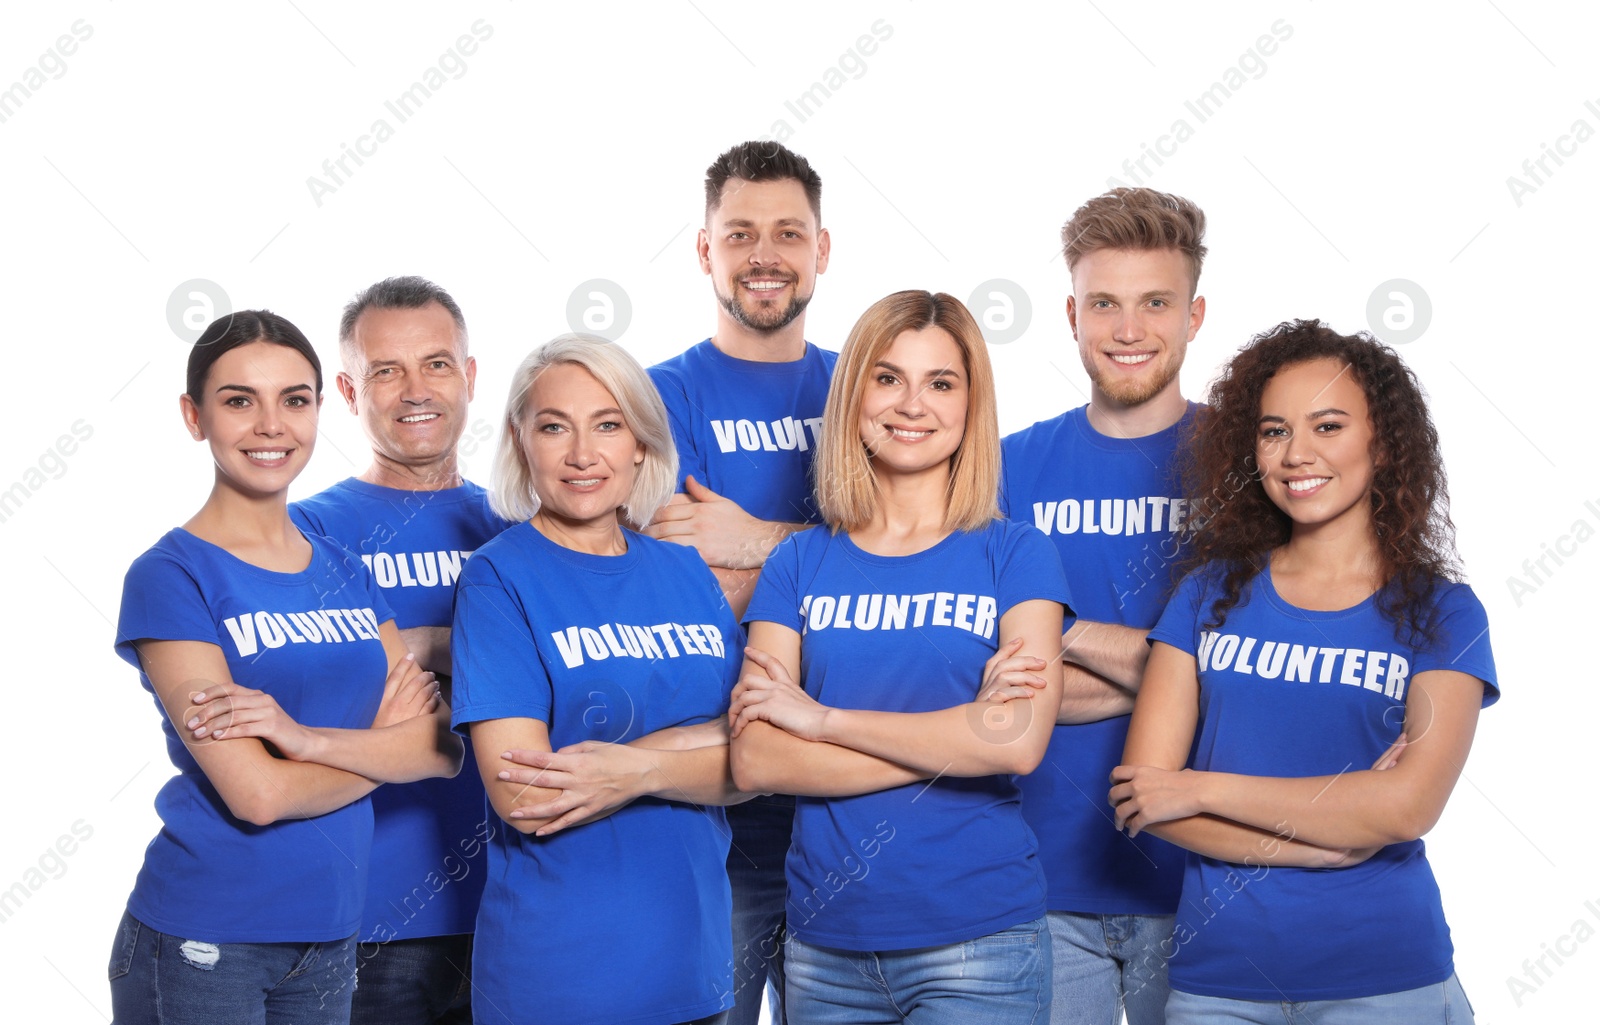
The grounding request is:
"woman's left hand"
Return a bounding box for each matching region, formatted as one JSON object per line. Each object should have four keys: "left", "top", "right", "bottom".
{"left": 499, "top": 742, "right": 655, "bottom": 836}
{"left": 729, "top": 646, "right": 830, "bottom": 742}
{"left": 1108, "top": 764, "right": 1208, "bottom": 837}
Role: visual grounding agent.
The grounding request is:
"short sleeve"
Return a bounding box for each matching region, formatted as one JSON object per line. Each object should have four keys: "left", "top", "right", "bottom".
{"left": 287, "top": 501, "right": 323, "bottom": 536}
{"left": 115, "top": 550, "right": 219, "bottom": 668}
{"left": 649, "top": 366, "right": 706, "bottom": 493}
{"left": 995, "top": 521, "right": 1076, "bottom": 629}
{"left": 1414, "top": 583, "right": 1500, "bottom": 707}
{"left": 1147, "top": 569, "right": 1209, "bottom": 656}
{"left": 450, "top": 552, "right": 555, "bottom": 733}
{"left": 743, "top": 532, "right": 804, "bottom": 633}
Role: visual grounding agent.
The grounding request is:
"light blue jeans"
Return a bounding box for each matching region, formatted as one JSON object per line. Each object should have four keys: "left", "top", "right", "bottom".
{"left": 785, "top": 917, "right": 1051, "bottom": 1025}
{"left": 1165, "top": 973, "right": 1475, "bottom": 1024}
{"left": 108, "top": 909, "right": 359, "bottom": 1025}
{"left": 1047, "top": 911, "right": 1172, "bottom": 1025}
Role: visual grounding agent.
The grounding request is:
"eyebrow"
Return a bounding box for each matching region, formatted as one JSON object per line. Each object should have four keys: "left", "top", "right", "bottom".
{"left": 1083, "top": 289, "right": 1181, "bottom": 302}
{"left": 721, "top": 218, "right": 810, "bottom": 229}
{"left": 368, "top": 351, "right": 457, "bottom": 368}
{"left": 1258, "top": 408, "right": 1350, "bottom": 424}
{"left": 532, "top": 406, "right": 625, "bottom": 419}
{"left": 875, "top": 359, "right": 962, "bottom": 380}
{"left": 215, "top": 383, "right": 314, "bottom": 396}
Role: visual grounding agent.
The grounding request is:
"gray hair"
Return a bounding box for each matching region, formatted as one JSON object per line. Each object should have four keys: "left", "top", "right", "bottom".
{"left": 489, "top": 334, "right": 677, "bottom": 528}
{"left": 339, "top": 275, "right": 468, "bottom": 363}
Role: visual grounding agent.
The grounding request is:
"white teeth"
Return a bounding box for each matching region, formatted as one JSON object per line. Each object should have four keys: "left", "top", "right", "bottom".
{"left": 890, "top": 427, "right": 932, "bottom": 439}
{"left": 246, "top": 451, "right": 288, "bottom": 462}
{"left": 567, "top": 479, "right": 601, "bottom": 486}
{"left": 745, "top": 281, "right": 786, "bottom": 290}
{"left": 1287, "top": 478, "right": 1330, "bottom": 492}
{"left": 400, "top": 414, "right": 438, "bottom": 423}
{"left": 1110, "top": 353, "right": 1154, "bottom": 365}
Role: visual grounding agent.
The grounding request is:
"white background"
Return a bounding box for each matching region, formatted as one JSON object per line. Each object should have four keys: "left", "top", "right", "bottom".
{"left": 1, "top": 2, "right": 1595, "bottom": 1021}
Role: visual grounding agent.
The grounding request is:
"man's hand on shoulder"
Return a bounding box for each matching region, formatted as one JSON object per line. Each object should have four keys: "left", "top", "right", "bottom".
{"left": 642, "top": 476, "right": 798, "bottom": 570}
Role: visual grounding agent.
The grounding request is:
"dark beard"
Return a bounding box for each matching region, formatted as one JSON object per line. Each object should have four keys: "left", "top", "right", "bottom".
{"left": 720, "top": 289, "right": 811, "bottom": 333}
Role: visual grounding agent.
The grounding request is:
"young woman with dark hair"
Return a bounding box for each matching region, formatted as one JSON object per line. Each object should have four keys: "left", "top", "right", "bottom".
{"left": 110, "top": 310, "right": 461, "bottom": 1025}
{"left": 1108, "top": 320, "right": 1494, "bottom": 1022}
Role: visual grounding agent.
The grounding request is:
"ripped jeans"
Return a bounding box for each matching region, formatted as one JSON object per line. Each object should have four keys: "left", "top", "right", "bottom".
{"left": 108, "top": 909, "right": 359, "bottom": 1025}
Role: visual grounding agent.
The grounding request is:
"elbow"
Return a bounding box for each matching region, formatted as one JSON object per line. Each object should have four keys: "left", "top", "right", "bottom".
{"left": 730, "top": 730, "right": 787, "bottom": 794}
{"left": 1386, "top": 802, "right": 1443, "bottom": 845}
{"left": 999, "top": 743, "right": 1048, "bottom": 777}
{"left": 227, "top": 786, "right": 287, "bottom": 828}
{"left": 439, "top": 735, "right": 466, "bottom": 779}
{"left": 1360, "top": 784, "right": 1445, "bottom": 845}
{"left": 489, "top": 803, "right": 542, "bottom": 836}
{"left": 729, "top": 740, "right": 766, "bottom": 794}
{"left": 986, "top": 704, "right": 1057, "bottom": 776}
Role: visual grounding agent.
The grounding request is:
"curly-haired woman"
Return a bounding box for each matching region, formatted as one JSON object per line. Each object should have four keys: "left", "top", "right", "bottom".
{"left": 1108, "top": 320, "right": 1495, "bottom": 1023}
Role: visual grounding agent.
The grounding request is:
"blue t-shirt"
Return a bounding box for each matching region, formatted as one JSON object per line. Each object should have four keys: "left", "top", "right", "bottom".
{"left": 450, "top": 523, "right": 740, "bottom": 1025}
{"left": 743, "top": 519, "right": 1072, "bottom": 951}
{"left": 1000, "top": 403, "right": 1195, "bottom": 914}
{"left": 1148, "top": 565, "right": 1499, "bottom": 1000}
{"left": 290, "top": 477, "right": 514, "bottom": 941}
{"left": 649, "top": 339, "right": 836, "bottom": 524}
{"left": 114, "top": 528, "right": 393, "bottom": 943}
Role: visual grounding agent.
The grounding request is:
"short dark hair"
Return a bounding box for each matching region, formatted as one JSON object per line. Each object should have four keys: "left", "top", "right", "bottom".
{"left": 339, "top": 275, "right": 468, "bottom": 362}
{"left": 704, "top": 141, "right": 823, "bottom": 224}
{"left": 1061, "top": 187, "right": 1208, "bottom": 294}
{"left": 186, "top": 310, "right": 322, "bottom": 402}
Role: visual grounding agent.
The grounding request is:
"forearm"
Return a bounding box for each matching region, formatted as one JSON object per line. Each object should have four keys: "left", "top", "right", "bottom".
{"left": 711, "top": 566, "right": 759, "bottom": 620}
{"left": 1145, "top": 812, "right": 1363, "bottom": 868}
{"left": 303, "top": 706, "right": 463, "bottom": 783}
{"left": 1195, "top": 770, "right": 1427, "bottom": 849}
{"left": 816, "top": 700, "right": 1055, "bottom": 778}
{"left": 722, "top": 519, "right": 806, "bottom": 570}
{"left": 1060, "top": 620, "right": 1150, "bottom": 690}
{"left": 631, "top": 718, "right": 731, "bottom": 752}
{"left": 628, "top": 719, "right": 747, "bottom": 804}
{"left": 229, "top": 753, "right": 380, "bottom": 825}
{"left": 1058, "top": 663, "right": 1136, "bottom": 723}
{"left": 639, "top": 745, "right": 748, "bottom": 806}
{"left": 398, "top": 625, "right": 451, "bottom": 675}
{"left": 731, "top": 720, "right": 928, "bottom": 796}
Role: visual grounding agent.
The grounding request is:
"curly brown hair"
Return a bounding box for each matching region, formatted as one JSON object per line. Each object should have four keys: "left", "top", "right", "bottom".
{"left": 1184, "top": 319, "right": 1460, "bottom": 644}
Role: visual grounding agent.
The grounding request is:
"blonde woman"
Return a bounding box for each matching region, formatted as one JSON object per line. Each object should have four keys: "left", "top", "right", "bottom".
{"left": 450, "top": 334, "right": 747, "bottom": 1025}
{"left": 729, "top": 291, "right": 1070, "bottom": 1024}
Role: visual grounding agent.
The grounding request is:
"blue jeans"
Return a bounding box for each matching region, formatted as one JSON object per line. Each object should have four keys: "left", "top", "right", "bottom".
{"left": 108, "top": 909, "right": 359, "bottom": 1025}
{"left": 1165, "top": 973, "right": 1475, "bottom": 1024}
{"left": 349, "top": 933, "right": 472, "bottom": 1025}
{"left": 785, "top": 917, "right": 1051, "bottom": 1025}
{"left": 1047, "top": 911, "right": 1171, "bottom": 1025}
{"left": 726, "top": 795, "right": 793, "bottom": 1025}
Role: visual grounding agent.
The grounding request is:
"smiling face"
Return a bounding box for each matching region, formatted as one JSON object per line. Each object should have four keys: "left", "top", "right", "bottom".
{"left": 181, "top": 340, "right": 321, "bottom": 497}
{"left": 857, "top": 326, "right": 969, "bottom": 480}
{"left": 338, "top": 301, "right": 475, "bottom": 485}
{"left": 1255, "top": 358, "right": 1377, "bottom": 538}
{"left": 520, "top": 362, "right": 645, "bottom": 535}
{"left": 1067, "top": 246, "right": 1203, "bottom": 409}
{"left": 700, "top": 177, "right": 830, "bottom": 335}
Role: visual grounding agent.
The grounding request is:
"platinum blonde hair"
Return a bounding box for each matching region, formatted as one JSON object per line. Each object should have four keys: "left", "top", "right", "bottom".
{"left": 489, "top": 334, "right": 677, "bottom": 528}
